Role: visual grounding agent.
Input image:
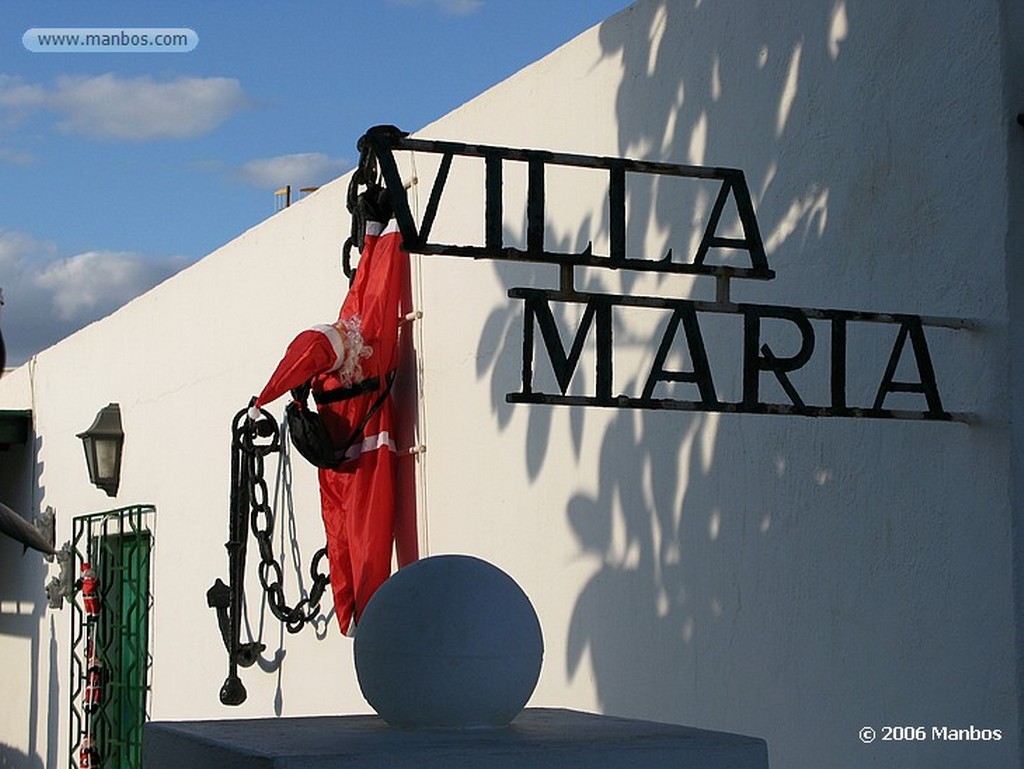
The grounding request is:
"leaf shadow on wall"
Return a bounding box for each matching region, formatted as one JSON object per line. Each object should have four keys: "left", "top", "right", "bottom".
{"left": 469, "top": 0, "right": 923, "bottom": 734}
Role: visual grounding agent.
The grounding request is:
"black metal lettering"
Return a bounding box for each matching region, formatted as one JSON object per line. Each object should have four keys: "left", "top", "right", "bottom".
{"left": 485, "top": 153, "right": 503, "bottom": 252}
{"left": 368, "top": 130, "right": 419, "bottom": 250}
{"left": 527, "top": 158, "right": 545, "bottom": 254}
{"left": 609, "top": 162, "right": 626, "bottom": 263}
{"left": 872, "top": 317, "right": 947, "bottom": 416}
{"left": 694, "top": 171, "right": 768, "bottom": 272}
{"left": 419, "top": 152, "right": 453, "bottom": 243}
{"left": 520, "top": 293, "right": 612, "bottom": 400}
{"left": 743, "top": 306, "right": 815, "bottom": 409}
{"left": 831, "top": 315, "right": 848, "bottom": 411}
{"left": 642, "top": 305, "right": 718, "bottom": 406}
{"left": 355, "top": 129, "right": 967, "bottom": 423}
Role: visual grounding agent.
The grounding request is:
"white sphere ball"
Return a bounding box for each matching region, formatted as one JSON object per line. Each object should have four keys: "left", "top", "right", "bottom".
{"left": 354, "top": 555, "right": 543, "bottom": 728}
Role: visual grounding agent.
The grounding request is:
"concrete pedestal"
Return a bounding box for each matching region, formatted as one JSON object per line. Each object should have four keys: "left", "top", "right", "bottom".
{"left": 144, "top": 708, "right": 768, "bottom": 768}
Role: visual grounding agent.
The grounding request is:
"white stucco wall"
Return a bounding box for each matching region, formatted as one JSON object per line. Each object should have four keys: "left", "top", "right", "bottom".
{"left": 0, "top": 2, "right": 1020, "bottom": 768}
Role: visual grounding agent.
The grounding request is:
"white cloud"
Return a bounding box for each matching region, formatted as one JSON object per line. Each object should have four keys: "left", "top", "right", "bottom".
{"left": 0, "top": 73, "right": 251, "bottom": 141}
{"left": 0, "top": 75, "right": 46, "bottom": 108}
{"left": 34, "top": 250, "right": 181, "bottom": 320}
{"left": 235, "top": 152, "right": 350, "bottom": 189}
{"left": 51, "top": 74, "right": 251, "bottom": 140}
{"left": 0, "top": 147, "right": 34, "bottom": 165}
{"left": 0, "top": 229, "right": 191, "bottom": 365}
{"left": 0, "top": 230, "right": 48, "bottom": 270}
{"left": 0, "top": 77, "right": 43, "bottom": 110}
{"left": 389, "top": 0, "right": 482, "bottom": 15}
{"left": 436, "top": 0, "right": 482, "bottom": 13}
{"left": 0, "top": 75, "right": 47, "bottom": 131}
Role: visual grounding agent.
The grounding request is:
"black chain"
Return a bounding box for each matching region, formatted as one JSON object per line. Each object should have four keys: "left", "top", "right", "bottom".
{"left": 341, "top": 124, "right": 407, "bottom": 281}
{"left": 235, "top": 407, "right": 331, "bottom": 634}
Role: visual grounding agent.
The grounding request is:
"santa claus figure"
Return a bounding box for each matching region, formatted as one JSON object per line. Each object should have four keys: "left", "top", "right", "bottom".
{"left": 250, "top": 191, "right": 415, "bottom": 637}
{"left": 84, "top": 642, "right": 103, "bottom": 715}
{"left": 78, "top": 563, "right": 100, "bottom": 620}
{"left": 80, "top": 736, "right": 100, "bottom": 769}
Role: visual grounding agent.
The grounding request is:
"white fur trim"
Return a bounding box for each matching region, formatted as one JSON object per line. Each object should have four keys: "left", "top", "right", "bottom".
{"left": 311, "top": 324, "right": 346, "bottom": 372}
{"left": 334, "top": 316, "right": 371, "bottom": 387}
{"left": 364, "top": 219, "right": 398, "bottom": 237}
{"left": 342, "top": 430, "right": 396, "bottom": 463}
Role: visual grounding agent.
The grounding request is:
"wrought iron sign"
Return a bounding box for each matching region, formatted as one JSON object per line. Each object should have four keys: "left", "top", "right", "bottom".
{"left": 359, "top": 127, "right": 971, "bottom": 422}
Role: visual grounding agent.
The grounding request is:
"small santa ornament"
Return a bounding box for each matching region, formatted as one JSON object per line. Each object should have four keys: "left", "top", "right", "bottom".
{"left": 84, "top": 642, "right": 103, "bottom": 715}
{"left": 78, "top": 563, "right": 100, "bottom": 620}
{"left": 80, "top": 735, "right": 100, "bottom": 769}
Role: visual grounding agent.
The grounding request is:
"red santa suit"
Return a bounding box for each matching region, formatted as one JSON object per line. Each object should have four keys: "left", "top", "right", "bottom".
{"left": 252, "top": 217, "right": 414, "bottom": 636}
{"left": 79, "top": 563, "right": 100, "bottom": 620}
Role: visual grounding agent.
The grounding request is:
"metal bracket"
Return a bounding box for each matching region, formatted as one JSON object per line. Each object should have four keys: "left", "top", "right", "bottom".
{"left": 45, "top": 541, "right": 73, "bottom": 610}
{"left": 38, "top": 506, "right": 55, "bottom": 560}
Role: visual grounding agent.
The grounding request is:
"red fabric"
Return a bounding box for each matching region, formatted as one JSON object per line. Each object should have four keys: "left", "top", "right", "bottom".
{"left": 254, "top": 219, "right": 417, "bottom": 635}
{"left": 314, "top": 223, "right": 413, "bottom": 633}
{"left": 254, "top": 329, "right": 339, "bottom": 409}
{"left": 316, "top": 430, "right": 395, "bottom": 633}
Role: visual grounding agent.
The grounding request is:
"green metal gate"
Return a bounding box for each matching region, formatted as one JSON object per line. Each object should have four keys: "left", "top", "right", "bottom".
{"left": 69, "top": 505, "right": 155, "bottom": 769}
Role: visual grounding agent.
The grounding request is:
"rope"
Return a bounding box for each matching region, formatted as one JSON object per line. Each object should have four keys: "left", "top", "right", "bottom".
{"left": 340, "top": 129, "right": 431, "bottom": 557}
{"left": 408, "top": 150, "right": 431, "bottom": 558}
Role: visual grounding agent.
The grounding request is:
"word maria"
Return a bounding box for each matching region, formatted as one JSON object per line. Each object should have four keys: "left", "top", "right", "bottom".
{"left": 509, "top": 288, "right": 954, "bottom": 421}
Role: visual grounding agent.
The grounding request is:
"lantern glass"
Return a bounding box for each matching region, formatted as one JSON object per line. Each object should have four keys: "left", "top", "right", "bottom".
{"left": 94, "top": 438, "right": 118, "bottom": 481}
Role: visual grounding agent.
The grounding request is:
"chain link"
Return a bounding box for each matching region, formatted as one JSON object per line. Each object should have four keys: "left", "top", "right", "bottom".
{"left": 235, "top": 411, "right": 331, "bottom": 634}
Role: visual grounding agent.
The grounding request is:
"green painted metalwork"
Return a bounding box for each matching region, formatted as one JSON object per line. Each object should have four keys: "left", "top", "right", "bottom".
{"left": 69, "top": 505, "right": 155, "bottom": 769}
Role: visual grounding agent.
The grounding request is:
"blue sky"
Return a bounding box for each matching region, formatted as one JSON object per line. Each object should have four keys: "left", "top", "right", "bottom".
{"left": 0, "top": 0, "right": 632, "bottom": 366}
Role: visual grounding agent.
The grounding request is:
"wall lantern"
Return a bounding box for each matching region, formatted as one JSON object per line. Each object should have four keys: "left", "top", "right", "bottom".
{"left": 77, "top": 403, "right": 124, "bottom": 497}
